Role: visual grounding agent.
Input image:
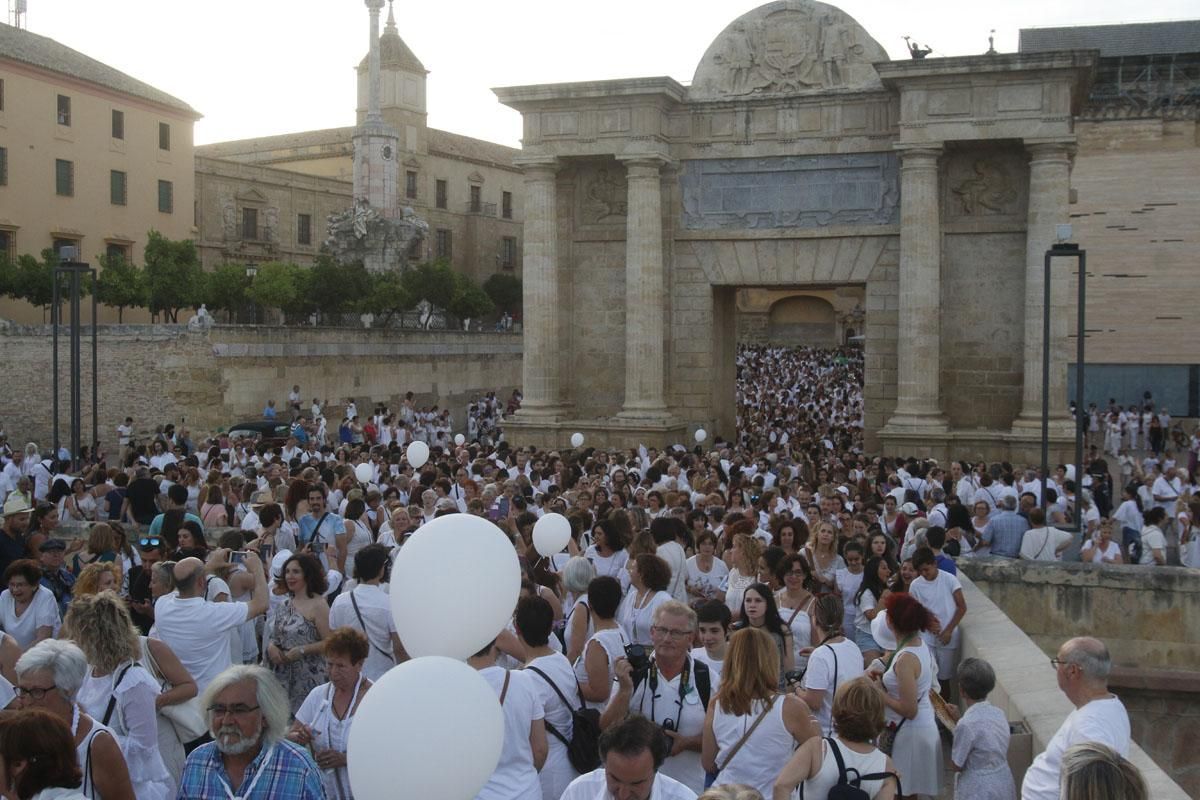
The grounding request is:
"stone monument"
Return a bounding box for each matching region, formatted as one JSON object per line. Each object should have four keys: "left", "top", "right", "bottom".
{"left": 327, "top": 0, "right": 427, "bottom": 273}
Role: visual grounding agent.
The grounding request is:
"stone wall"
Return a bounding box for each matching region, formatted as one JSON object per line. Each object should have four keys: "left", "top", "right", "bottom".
{"left": 0, "top": 324, "right": 521, "bottom": 446}
{"left": 959, "top": 557, "right": 1200, "bottom": 671}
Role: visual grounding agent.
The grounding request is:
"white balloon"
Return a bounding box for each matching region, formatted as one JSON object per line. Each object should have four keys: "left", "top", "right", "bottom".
{"left": 349, "top": 656, "right": 503, "bottom": 800}
{"left": 354, "top": 463, "right": 373, "bottom": 484}
{"left": 532, "top": 513, "right": 571, "bottom": 557}
{"left": 570, "top": 432, "right": 585, "bottom": 448}
{"left": 454, "top": 433, "right": 466, "bottom": 446}
{"left": 694, "top": 428, "right": 708, "bottom": 443}
{"left": 406, "top": 440, "right": 430, "bottom": 469}
{"left": 391, "top": 513, "right": 520, "bottom": 658}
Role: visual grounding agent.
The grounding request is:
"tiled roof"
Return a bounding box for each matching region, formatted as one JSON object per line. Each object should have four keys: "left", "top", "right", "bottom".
{"left": 426, "top": 128, "right": 520, "bottom": 169}
{"left": 0, "top": 22, "right": 199, "bottom": 116}
{"left": 1019, "top": 20, "right": 1200, "bottom": 57}
{"left": 196, "top": 127, "right": 356, "bottom": 157}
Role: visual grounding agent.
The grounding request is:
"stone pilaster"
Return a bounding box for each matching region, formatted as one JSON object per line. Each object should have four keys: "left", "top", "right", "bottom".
{"left": 618, "top": 155, "right": 671, "bottom": 419}
{"left": 884, "top": 146, "right": 948, "bottom": 433}
{"left": 513, "top": 157, "right": 565, "bottom": 418}
{"left": 1013, "top": 141, "right": 1074, "bottom": 431}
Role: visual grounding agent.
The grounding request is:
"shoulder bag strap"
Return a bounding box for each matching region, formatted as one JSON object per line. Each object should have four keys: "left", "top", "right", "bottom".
{"left": 825, "top": 642, "right": 838, "bottom": 693}
{"left": 350, "top": 590, "right": 394, "bottom": 661}
{"left": 102, "top": 663, "right": 136, "bottom": 726}
{"left": 826, "top": 737, "right": 855, "bottom": 785}
{"left": 526, "top": 664, "right": 584, "bottom": 711}
{"left": 716, "top": 694, "right": 778, "bottom": 773}
{"left": 499, "top": 670, "right": 511, "bottom": 706}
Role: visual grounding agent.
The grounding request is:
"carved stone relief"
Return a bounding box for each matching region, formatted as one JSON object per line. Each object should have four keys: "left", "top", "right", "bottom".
{"left": 691, "top": 1, "right": 888, "bottom": 101}
{"left": 943, "top": 150, "right": 1028, "bottom": 220}
{"left": 577, "top": 166, "right": 628, "bottom": 226}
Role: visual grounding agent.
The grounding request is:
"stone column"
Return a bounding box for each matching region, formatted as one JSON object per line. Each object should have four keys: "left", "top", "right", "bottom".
{"left": 885, "top": 146, "right": 948, "bottom": 432}
{"left": 514, "top": 157, "right": 564, "bottom": 418}
{"left": 364, "top": 0, "right": 384, "bottom": 123}
{"left": 618, "top": 155, "right": 671, "bottom": 418}
{"left": 1014, "top": 142, "right": 1074, "bottom": 430}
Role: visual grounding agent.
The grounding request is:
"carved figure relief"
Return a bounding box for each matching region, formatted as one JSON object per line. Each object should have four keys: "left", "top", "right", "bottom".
{"left": 220, "top": 199, "right": 237, "bottom": 242}
{"left": 263, "top": 207, "right": 279, "bottom": 244}
{"left": 950, "top": 159, "right": 1020, "bottom": 216}
{"left": 692, "top": 1, "right": 886, "bottom": 100}
{"left": 581, "top": 167, "right": 628, "bottom": 225}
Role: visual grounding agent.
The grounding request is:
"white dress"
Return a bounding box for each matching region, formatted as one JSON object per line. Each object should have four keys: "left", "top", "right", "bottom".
{"left": 344, "top": 518, "right": 373, "bottom": 577}
{"left": 882, "top": 644, "right": 942, "bottom": 797}
{"left": 711, "top": 696, "right": 794, "bottom": 796}
{"left": 74, "top": 716, "right": 118, "bottom": 800}
{"left": 295, "top": 677, "right": 366, "bottom": 800}
{"left": 526, "top": 653, "right": 581, "bottom": 800}
{"left": 803, "top": 737, "right": 890, "bottom": 799}
{"left": 573, "top": 627, "right": 629, "bottom": 711}
{"left": 617, "top": 589, "right": 671, "bottom": 647}
{"left": 76, "top": 662, "right": 173, "bottom": 800}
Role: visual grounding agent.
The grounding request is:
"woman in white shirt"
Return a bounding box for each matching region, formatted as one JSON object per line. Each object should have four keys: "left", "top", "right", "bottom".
{"left": 0, "top": 561, "right": 59, "bottom": 650}
{"left": 1080, "top": 519, "right": 1124, "bottom": 565}
{"left": 685, "top": 531, "right": 730, "bottom": 607}
{"left": 64, "top": 594, "right": 173, "bottom": 800}
{"left": 340, "top": 498, "right": 374, "bottom": 577}
{"left": 617, "top": 555, "right": 673, "bottom": 648}
{"left": 584, "top": 518, "right": 630, "bottom": 581}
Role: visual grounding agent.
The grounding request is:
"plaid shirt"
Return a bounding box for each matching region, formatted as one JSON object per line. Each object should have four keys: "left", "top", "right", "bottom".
{"left": 177, "top": 740, "right": 324, "bottom": 800}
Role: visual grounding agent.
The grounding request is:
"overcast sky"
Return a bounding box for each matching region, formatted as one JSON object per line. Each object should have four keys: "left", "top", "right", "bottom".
{"left": 15, "top": 0, "right": 1199, "bottom": 147}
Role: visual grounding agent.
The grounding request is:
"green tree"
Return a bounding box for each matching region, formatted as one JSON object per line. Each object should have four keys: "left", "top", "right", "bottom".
{"left": 203, "top": 263, "right": 251, "bottom": 319}
{"left": 12, "top": 250, "right": 60, "bottom": 317}
{"left": 482, "top": 273, "right": 522, "bottom": 314}
{"left": 143, "top": 230, "right": 202, "bottom": 322}
{"left": 362, "top": 270, "right": 414, "bottom": 325}
{"left": 95, "top": 254, "right": 147, "bottom": 323}
{"left": 447, "top": 279, "right": 495, "bottom": 324}
{"left": 0, "top": 252, "right": 14, "bottom": 299}
{"left": 401, "top": 260, "right": 458, "bottom": 312}
{"left": 305, "top": 255, "right": 371, "bottom": 324}
{"left": 246, "top": 262, "right": 301, "bottom": 322}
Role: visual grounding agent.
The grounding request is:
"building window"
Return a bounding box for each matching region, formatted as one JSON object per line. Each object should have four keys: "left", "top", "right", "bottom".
{"left": 112, "top": 109, "right": 124, "bottom": 139}
{"left": 501, "top": 236, "right": 517, "bottom": 269}
{"left": 435, "top": 179, "right": 447, "bottom": 210}
{"left": 297, "top": 213, "right": 312, "bottom": 246}
{"left": 435, "top": 228, "right": 452, "bottom": 260}
{"left": 57, "top": 94, "right": 70, "bottom": 126}
{"left": 110, "top": 170, "right": 127, "bottom": 206}
{"left": 158, "top": 180, "right": 173, "bottom": 213}
{"left": 159, "top": 122, "right": 171, "bottom": 151}
{"left": 0, "top": 147, "right": 6, "bottom": 186}
{"left": 502, "top": 191, "right": 513, "bottom": 219}
{"left": 0, "top": 230, "right": 13, "bottom": 263}
{"left": 55, "top": 159, "right": 73, "bottom": 196}
{"left": 405, "top": 171, "right": 418, "bottom": 200}
{"left": 242, "top": 208, "right": 258, "bottom": 240}
{"left": 0, "top": 79, "right": 5, "bottom": 111}
{"left": 105, "top": 243, "right": 131, "bottom": 263}
{"left": 469, "top": 185, "right": 482, "bottom": 213}
{"left": 53, "top": 238, "right": 81, "bottom": 261}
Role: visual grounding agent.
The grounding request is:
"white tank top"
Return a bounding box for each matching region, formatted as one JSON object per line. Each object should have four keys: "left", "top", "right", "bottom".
{"left": 803, "top": 737, "right": 890, "bottom": 799}
{"left": 882, "top": 643, "right": 936, "bottom": 728}
{"left": 712, "top": 695, "right": 795, "bottom": 795}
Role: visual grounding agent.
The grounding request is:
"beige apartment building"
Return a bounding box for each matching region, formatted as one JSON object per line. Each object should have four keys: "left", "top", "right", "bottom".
{"left": 194, "top": 9, "right": 524, "bottom": 285}
{"left": 0, "top": 22, "right": 200, "bottom": 323}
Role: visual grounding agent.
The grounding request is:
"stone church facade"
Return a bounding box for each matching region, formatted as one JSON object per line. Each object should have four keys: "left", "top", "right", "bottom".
{"left": 497, "top": 0, "right": 1105, "bottom": 460}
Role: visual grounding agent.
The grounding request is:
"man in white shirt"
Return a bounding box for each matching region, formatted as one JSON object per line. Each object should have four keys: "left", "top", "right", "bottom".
{"left": 909, "top": 547, "right": 966, "bottom": 700}
{"left": 1151, "top": 467, "right": 1182, "bottom": 513}
{"left": 116, "top": 417, "right": 133, "bottom": 449}
{"left": 1022, "top": 637, "right": 1131, "bottom": 800}
{"left": 328, "top": 545, "right": 403, "bottom": 681}
{"left": 652, "top": 520, "right": 689, "bottom": 604}
{"left": 152, "top": 553, "right": 268, "bottom": 694}
{"left": 1019, "top": 508, "right": 1073, "bottom": 561}
{"left": 469, "top": 638, "right": 547, "bottom": 800}
{"left": 560, "top": 715, "right": 697, "bottom": 800}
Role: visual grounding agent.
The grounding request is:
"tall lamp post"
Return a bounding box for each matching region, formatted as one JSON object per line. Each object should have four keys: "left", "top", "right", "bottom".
{"left": 51, "top": 247, "right": 98, "bottom": 471}
{"left": 245, "top": 264, "right": 258, "bottom": 324}
{"left": 1040, "top": 225, "right": 1087, "bottom": 535}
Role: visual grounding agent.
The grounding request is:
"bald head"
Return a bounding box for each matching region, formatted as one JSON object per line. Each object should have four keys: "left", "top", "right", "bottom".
{"left": 173, "top": 557, "right": 205, "bottom": 596}
{"left": 1062, "top": 637, "right": 1111, "bottom": 681}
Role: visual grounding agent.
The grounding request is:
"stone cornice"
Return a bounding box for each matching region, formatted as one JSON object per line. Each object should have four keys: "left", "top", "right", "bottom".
{"left": 494, "top": 77, "right": 687, "bottom": 109}
{"left": 875, "top": 50, "right": 1099, "bottom": 85}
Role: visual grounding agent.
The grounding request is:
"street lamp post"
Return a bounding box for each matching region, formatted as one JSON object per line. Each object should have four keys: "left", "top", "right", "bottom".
{"left": 1040, "top": 230, "right": 1087, "bottom": 535}
{"left": 245, "top": 264, "right": 258, "bottom": 324}
{"left": 51, "top": 247, "right": 98, "bottom": 471}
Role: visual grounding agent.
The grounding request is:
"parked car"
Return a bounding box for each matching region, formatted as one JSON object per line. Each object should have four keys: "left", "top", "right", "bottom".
{"left": 227, "top": 420, "right": 293, "bottom": 446}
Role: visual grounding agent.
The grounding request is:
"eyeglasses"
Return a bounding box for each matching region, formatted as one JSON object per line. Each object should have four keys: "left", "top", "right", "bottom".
{"left": 785, "top": 570, "right": 807, "bottom": 579}
{"left": 650, "top": 626, "right": 693, "bottom": 640}
{"left": 1049, "top": 658, "right": 1074, "bottom": 670}
{"left": 16, "top": 685, "right": 57, "bottom": 700}
{"left": 208, "top": 704, "right": 261, "bottom": 718}
{"left": 138, "top": 537, "right": 162, "bottom": 548}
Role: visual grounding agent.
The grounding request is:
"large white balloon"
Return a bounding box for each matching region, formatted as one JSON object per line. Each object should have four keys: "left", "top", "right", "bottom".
{"left": 348, "top": 656, "right": 503, "bottom": 800}
{"left": 454, "top": 433, "right": 466, "bottom": 446}
{"left": 570, "top": 432, "right": 585, "bottom": 448}
{"left": 694, "top": 428, "right": 708, "bottom": 443}
{"left": 532, "top": 513, "right": 571, "bottom": 557}
{"left": 406, "top": 440, "right": 430, "bottom": 469}
{"left": 390, "top": 513, "right": 520, "bottom": 658}
{"left": 354, "top": 463, "right": 373, "bottom": 484}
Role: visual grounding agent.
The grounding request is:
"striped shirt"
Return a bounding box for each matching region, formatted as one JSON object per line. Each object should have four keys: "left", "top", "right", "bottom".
{"left": 177, "top": 740, "right": 324, "bottom": 800}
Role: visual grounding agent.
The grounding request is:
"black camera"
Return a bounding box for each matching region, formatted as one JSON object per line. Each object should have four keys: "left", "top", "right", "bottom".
{"left": 624, "top": 643, "right": 651, "bottom": 680}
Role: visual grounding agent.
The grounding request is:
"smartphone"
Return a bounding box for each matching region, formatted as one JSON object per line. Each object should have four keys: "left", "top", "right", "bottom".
{"left": 259, "top": 543, "right": 274, "bottom": 562}
{"left": 488, "top": 504, "right": 502, "bottom": 521}
{"left": 230, "top": 550, "right": 248, "bottom": 565}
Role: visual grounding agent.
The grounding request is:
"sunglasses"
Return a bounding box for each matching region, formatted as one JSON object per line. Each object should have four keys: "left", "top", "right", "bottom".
{"left": 138, "top": 537, "right": 162, "bottom": 549}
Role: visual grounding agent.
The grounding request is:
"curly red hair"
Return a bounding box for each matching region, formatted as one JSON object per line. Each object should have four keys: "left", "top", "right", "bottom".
{"left": 883, "top": 592, "right": 932, "bottom": 635}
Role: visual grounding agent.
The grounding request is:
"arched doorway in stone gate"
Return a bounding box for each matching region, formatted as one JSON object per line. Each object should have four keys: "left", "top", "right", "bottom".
{"left": 738, "top": 288, "right": 865, "bottom": 347}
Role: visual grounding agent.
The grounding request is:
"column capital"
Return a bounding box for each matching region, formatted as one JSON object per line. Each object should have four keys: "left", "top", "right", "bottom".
{"left": 894, "top": 144, "right": 943, "bottom": 166}
{"left": 1025, "top": 140, "right": 1076, "bottom": 163}
{"left": 617, "top": 153, "right": 675, "bottom": 175}
{"left": 514, "top": 155, "right": 561, "bottom": 175}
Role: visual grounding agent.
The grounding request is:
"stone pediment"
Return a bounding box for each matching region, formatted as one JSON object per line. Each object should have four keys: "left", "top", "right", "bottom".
{"left": 690, "top": 0, "right": 888, "bottom": 101}
{"left": 235, "top": 187, "right": 269, "bottom": 204}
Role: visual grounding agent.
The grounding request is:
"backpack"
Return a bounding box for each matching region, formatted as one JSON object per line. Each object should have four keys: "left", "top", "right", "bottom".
{"left": 1129, "top": 533, "right": 1144, "bottom": 565}
{"left": 526, "top": 666, "right": 602, "bottom": 774}
{"left": 824, "top": 737, "right": 901, "bottom": 800}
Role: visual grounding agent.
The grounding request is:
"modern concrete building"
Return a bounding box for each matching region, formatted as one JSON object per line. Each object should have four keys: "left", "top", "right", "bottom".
{"left": 0, "top": 21, "right": 201, "bottom": 322}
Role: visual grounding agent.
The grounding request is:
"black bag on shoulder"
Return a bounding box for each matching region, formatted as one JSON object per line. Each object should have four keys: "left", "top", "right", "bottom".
{"left": 526, "top": 665, "right": 602, "bottom": 774}
{"left": 825, "top": 737, "right": 901, "bottom": 800}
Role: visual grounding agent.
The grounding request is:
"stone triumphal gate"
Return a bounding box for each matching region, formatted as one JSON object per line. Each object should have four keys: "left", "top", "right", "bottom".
{"left": 496, "top": 1, "right": 1093, "bottom": 461}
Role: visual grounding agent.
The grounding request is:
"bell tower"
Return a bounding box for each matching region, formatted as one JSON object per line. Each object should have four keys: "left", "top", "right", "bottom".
{"left": 352, "top": 0, "right": 402, "bottom": 214}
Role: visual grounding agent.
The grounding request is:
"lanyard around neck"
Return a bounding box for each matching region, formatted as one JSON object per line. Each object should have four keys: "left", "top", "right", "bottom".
{"left": 218, "top": 744, "right": 275, "bottom": 800}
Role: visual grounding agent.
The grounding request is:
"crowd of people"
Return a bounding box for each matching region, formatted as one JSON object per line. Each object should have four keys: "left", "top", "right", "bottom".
{"left": 0, "top": 343, "right": 1186, "bottom": 799}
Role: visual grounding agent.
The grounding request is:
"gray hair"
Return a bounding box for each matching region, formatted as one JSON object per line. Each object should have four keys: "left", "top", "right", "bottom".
{"left": 697, "top": 785, "right": 764, "bottom": 800}
{"left": 1062, "top": 637, "right": 1112, "bottom": 681}
{"left": 957, "top": 657, "right": 997, "bottom": 701}
{"left": 201, "top": 665, "right": 291, "bottom": 746}
{"left": 652, "top": 600, "right": 697, "bottom": 631}
{"left": 1061, "top": 742, "right": 1147, "bottom": 800}
{"left": 1001, "top": 494, "right": 1018, "bottom": 511}
{"left": 562, "top": 556, "right": 596, "bottom": 595}
{"left": 16, "top": 640, "right": 89, "bottom": 702}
